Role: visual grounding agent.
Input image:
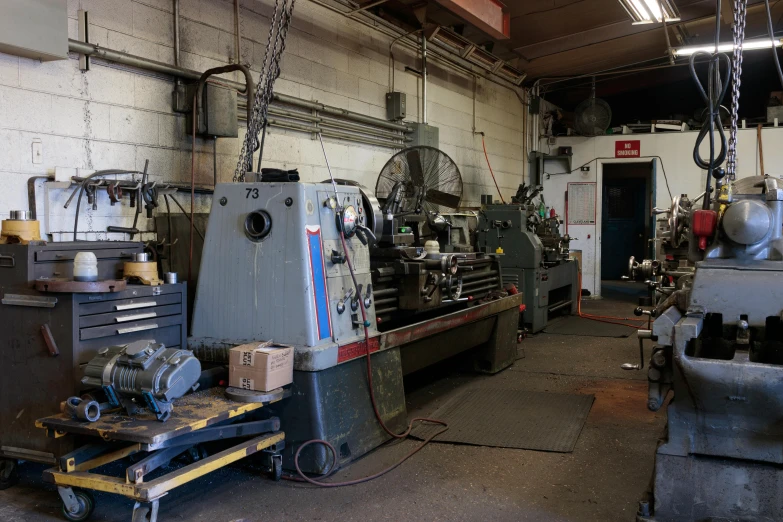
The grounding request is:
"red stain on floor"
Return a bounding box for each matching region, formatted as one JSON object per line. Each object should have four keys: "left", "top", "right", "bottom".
{"left": 578, "top": 379, "right": 665, "bottom": 426}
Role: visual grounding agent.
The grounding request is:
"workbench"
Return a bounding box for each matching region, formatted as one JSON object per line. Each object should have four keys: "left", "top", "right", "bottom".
{"left": 36, "top": 387, "right": 288, "bottom": 522}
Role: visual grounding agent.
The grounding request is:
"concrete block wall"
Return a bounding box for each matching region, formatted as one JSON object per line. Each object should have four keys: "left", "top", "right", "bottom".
{"left": 0, "top": 0, "right": 526, "bottom": 242}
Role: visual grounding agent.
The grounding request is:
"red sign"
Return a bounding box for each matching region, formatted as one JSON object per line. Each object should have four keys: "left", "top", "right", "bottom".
{"left": 615, "top": 140, "right": 641, "bottom": 158}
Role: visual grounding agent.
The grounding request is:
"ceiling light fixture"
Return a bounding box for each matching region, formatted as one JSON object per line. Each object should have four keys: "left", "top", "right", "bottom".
{"left": 617, "top": 0, "right": 681, "bottom": 24}
{"left": 673, "top": 37, "right": 783, "bottom": 56}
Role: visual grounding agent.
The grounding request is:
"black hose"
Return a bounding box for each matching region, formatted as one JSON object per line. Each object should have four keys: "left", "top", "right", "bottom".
{"left": 764, "top": 0, "right": 783, "bottom": 89}
{"left": 689, "top": 0, "right": 731, "bottom": 210}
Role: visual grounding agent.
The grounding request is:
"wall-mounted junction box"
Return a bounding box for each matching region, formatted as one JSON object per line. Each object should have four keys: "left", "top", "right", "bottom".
{"left": 175, "top": 82, "right": 238, "bottom": 138}
{"left": 409, "top": 123, "right": 439, "bottom": 149}
{"left": 386, "top": 92, "right": 406, "bottom": 121}
{"left": 0, "top": 0, "right": 68, "bottom": 61}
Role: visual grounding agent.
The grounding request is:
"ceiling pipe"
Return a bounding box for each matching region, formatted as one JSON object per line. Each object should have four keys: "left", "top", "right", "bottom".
{"left": 173, "top": 0, "right": 181, "bottom": 67}
{"left": 234, "top": 0, "right": 242, "bottom": 64}
{"left": 422, "top": 32, "right": 428, "bottom": 124}
{"left": 307, "top": 0, "right": 524, "bottom": 93}
{"left": 347, "top": 0, "right": 391, "bottom": 14}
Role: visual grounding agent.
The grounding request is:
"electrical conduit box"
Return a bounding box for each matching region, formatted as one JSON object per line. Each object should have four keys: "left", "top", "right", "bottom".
{"left": 386, "top": 92, "right": 406, "bottom": 121}
{"left": 229, "top": 342, "right": 294, "bottom": 392}
{"left": 0, "top": 0, "right": 67, "bottom": 61}
{"left": 409, "top": 123, "right": 439, "bottom": 148}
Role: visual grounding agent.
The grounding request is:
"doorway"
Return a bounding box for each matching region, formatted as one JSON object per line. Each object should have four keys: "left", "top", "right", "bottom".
{"left": 601, "top": 162, "right": 654, "bottom": 287}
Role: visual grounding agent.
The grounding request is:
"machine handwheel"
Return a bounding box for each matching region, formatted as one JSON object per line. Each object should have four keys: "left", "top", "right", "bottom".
{"left": 269, "top": 454, "right": 283, "bottom": 482}
{"left": 0, "top": 458, "right": 19, "bottom": 490}
{"left": 61, "top": 489, "right": 95, "bottom": 521}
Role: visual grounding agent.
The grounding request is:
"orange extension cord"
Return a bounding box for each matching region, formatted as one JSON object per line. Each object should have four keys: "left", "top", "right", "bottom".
{"left": 576, "top": 271, "right": 648, "bottom": 329}
{"left": 481, "top": 134, "right": 506, "bottom": 204}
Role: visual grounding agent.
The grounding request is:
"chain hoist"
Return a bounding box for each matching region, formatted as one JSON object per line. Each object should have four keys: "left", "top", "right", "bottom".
{"left": 234, "top": 0, "right": 297, "bottom": 182}
{"left": 726, "top": 0, "right": 748, "bottom": 180}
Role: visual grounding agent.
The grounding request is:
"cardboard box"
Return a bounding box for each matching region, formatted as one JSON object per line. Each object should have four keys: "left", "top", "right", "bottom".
{"left": 229, "top": 342, "right": 294, "bottom": 392}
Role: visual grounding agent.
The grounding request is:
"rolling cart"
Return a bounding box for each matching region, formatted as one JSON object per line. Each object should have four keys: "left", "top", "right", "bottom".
{"left": 36, "top": 387, "right": 288, "bottom": 522}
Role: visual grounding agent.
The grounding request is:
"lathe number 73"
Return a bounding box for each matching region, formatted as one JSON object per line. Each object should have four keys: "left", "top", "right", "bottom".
{"left": 246, "top": 188, "right": 259, "bottom": 199}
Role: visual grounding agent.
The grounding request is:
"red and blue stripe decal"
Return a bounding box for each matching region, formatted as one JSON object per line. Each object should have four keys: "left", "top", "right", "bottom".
{"left": 306, "top": 226, "right": 332, "bottom": 340}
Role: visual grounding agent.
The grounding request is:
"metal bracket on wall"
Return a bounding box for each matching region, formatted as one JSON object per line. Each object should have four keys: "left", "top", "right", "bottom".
{"left": 78, "top": 10, "right": 89, "bottom": 71}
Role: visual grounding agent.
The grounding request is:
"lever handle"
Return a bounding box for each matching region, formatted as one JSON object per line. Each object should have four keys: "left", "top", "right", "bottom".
{"left": 356, "top": 224, "right": 376, "bottom": 244}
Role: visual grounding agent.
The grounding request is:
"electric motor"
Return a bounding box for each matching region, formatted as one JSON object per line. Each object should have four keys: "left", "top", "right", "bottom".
{"left": 81, "top": 340, "right": 201, "bottom": 421}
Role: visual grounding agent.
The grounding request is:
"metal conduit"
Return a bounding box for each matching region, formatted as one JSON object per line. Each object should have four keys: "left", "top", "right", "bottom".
{"left": 67, "top": 39, "right": 413, "bottom": 137}
{"left": 242, "top": 105, "right": 410, "bottom": 141}
{"left": 263, "top": 119, "right": 405, "bottom": 148}
{"left": 273, "top": 93, "right": 411, "bottom": 132}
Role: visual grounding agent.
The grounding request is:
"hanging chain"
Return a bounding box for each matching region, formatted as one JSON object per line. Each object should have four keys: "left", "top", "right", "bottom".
{"left": 234, "top": 0, "right": 297, "bottom": 182}
{"left": 727, "top": 0, "right": 748, "bottom": 180}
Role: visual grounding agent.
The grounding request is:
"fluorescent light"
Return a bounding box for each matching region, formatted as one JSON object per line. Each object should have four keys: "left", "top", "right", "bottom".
{"left": 618, "top": 0, "right": 681, "bottom": 23}
{"left": 673, "top": 38, "right": 783, "bottom": 56}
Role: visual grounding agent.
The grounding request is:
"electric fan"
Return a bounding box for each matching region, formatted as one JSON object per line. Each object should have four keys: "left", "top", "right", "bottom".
{"left": 375, "top": 146, "right": 463, "bottom": 215}
{"left": 574, "top": 77, "right": 612, "bottom": 137}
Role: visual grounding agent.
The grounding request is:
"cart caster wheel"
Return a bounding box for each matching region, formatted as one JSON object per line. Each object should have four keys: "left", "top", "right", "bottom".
{"left": 61, "top": 489, "right": 95, "bottom": 521}
{"left": 0, "top": 458, "right": 19, "bottom": 490}
{"left": 269, "top": 454, "right": 282, "bottom": 482}
{"left": 132, "top": 500, "right": 159, "bottom": 522}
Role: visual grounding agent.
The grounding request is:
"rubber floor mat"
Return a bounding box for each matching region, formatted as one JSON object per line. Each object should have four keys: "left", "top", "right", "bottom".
{"left": 543, "top": 315, "right": 636, "bottom": 338}
{"left": 412, "top": 388, "right": 594, "bottom": 452}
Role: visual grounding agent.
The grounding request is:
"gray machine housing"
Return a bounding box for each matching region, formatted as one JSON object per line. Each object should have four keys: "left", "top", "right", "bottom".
{"left": 190, "top": 182, "right": 377, "bottom": 363}
{"left": 190, "top": 181, "right": 520, "bottom": 474}
{"left": 476, "top": 203, "right": 578, "bottom": 332}
{"left": 82, "top": 340, "right": 201, "bottom": 421}
{"left": 639, "top": 176, "right": 783, "bottom": 521}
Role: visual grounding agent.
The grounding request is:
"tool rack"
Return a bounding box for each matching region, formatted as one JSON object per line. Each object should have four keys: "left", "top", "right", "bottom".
{"left": 36, "top": 388, "right": 289, "bottom": 522}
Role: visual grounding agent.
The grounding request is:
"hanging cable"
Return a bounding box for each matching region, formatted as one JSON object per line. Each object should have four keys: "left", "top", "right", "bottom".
{"left": 763, "top": 0, "right": 783, "bottom": 89}
{"left": 689, "top": 0, "right": 732, "bottom": 209}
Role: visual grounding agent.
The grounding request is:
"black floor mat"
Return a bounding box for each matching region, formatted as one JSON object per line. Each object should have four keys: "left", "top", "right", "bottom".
{"left": 543, "top": 315, "right": 637, "bottom": 338}
{"left": 412, "top": 388, "right": 594, "bottom": 453}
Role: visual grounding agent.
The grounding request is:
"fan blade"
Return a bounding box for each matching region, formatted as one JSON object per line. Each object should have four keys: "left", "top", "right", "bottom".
{"left": 425, "top": 189, "right": 460, "bottom": 209}
{"left": 406, "top": 150, "right": 425, "bottom": 186}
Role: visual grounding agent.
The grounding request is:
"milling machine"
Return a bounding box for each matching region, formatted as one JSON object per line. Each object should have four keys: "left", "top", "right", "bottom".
{"left": 635, "top": 175, "right": 783, "bottom": 521}
{"left": 189, "top": 150, "right": 521, "bottom": 474}
{"left": 476, "top": 184, "right": 579, "bottom": 333}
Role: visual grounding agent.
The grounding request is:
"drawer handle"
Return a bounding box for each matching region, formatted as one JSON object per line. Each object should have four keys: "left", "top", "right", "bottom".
{"left": 0, "top": 254, "right": 14, "bottom": 268}
{"left": 115, "top": 301, "right": 156, "bottom": 311}
{"left": 115, "top": 312, "right": 157, "bottom": 323}
{"left": 117, "top": 323, "right": 158, "bottom": 334}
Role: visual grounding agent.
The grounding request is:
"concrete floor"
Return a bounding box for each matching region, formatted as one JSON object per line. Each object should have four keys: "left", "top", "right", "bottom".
{"left": 0, "top": 294, "right": 666, "bottom": 522}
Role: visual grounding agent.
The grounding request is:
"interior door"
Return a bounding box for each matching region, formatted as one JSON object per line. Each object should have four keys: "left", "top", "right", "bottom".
{"left": 601, "top": 177, "right": 647, "bottom": 280}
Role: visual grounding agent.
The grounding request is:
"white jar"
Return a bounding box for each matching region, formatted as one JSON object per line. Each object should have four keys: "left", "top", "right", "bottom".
{"left": 74, "top": 252, "right": 98, "bottom": 282}
{"left": 424, "top": 240, "right": 440, "bottom": 255}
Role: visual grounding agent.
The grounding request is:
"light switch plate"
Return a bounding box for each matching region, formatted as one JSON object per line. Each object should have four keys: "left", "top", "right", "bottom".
{"left": 32, "top": 139, "right": 42, "bottom": 164}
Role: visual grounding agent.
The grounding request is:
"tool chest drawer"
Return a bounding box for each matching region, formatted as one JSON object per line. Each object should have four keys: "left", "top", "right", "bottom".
{"left": 78, "top": 303, "right": 182, "bottom": 328}
{"left": 78, "top": 292, "right": 182, "bottom": 316}
{"left": 34, "top": 248, "right": 136, "bottom": 262}
{"left": 80, "top": 311, "right": 184, "bottom": 341}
